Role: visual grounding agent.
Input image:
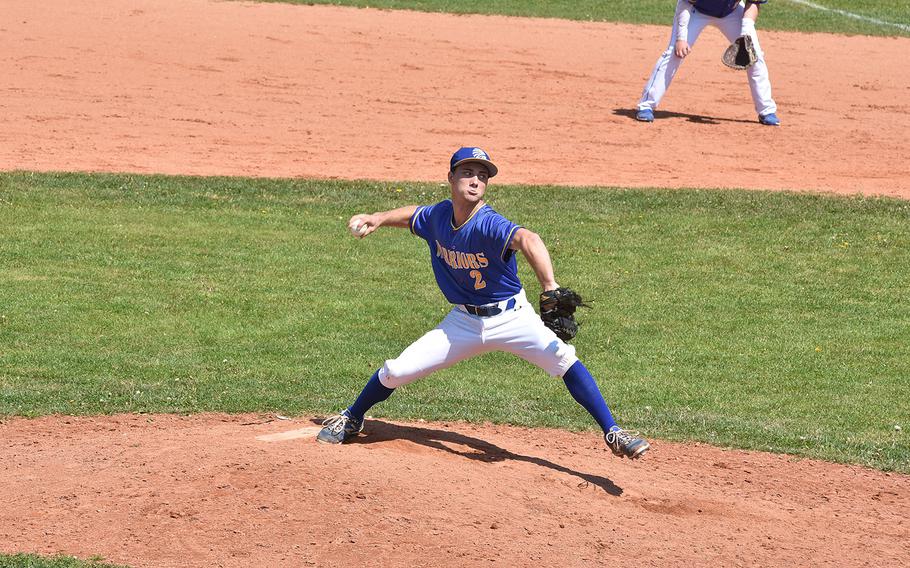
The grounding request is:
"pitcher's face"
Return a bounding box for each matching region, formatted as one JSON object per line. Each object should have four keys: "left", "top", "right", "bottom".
{"left": 448, "top": 163, "right": 490, "bottom": 204}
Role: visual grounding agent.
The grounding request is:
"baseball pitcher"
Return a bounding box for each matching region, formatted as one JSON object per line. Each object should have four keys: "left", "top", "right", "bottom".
{"left": 317, "top": 147, "right": 650, "bottom": 460}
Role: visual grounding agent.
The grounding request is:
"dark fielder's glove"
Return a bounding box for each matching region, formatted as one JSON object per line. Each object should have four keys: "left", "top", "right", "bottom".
{"left": 722, "top": 35, "right": 757, "bottom": 70}
{"left": 539, "top": 287, "right": 588, "bottom": 342}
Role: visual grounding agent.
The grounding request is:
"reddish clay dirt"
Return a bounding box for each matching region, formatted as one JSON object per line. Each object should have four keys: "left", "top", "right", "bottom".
{"left": 2, "top": 0, "right": 909, "bottom": 196}
{"left": 2, "top": 414, "right": 908, "bottom": 567}
{"left": 1, "top": 1, "right": 909, "bottom": 567}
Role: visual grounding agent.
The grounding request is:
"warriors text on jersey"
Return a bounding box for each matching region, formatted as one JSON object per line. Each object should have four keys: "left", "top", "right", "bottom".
{"left": 410, "top": 200, "right": 522, "bottom": 306}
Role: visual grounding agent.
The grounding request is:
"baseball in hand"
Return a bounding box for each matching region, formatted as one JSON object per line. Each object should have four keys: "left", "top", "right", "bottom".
{"left": 350, "top": 220, "right": 368, "bottom": 237}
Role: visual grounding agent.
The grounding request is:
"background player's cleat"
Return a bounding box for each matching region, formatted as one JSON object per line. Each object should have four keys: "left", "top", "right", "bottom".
{"left": 636, "top": 108, "right": 655, "bottom": 122}
{"left": 605, "top": 426, "right": 650, "bottom": 459}
{"left": 758, "top": 112, "right": 780, "bottom": 126}
{"left": 317, "top": 409, "right": 364, "bottom": 444}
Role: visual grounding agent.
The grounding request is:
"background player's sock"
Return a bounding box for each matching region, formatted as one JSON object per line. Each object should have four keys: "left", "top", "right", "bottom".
{"left": 348, "top": 370, "right": 395, "bottom": 421}
{"left": 562, "top": 360, "right": 618, "bottom": 433}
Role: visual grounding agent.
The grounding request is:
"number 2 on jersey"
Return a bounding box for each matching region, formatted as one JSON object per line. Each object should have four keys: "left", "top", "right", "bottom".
{"left": 469, "top": 270, "right": 486, "bottom": 290}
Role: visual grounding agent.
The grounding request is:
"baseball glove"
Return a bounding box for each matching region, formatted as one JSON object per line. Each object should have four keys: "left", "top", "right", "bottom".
{"left": 539, "top": 287, "right": 588, "bottom": 342}
{"left": 722, "top": 35, "right": 757, "bottom": 70}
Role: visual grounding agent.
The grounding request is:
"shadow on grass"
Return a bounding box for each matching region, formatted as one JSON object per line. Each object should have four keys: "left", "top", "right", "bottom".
{"left": 313, "top": 417, "right": 622, "bottom": 496}
{"left": 613, "top": 107, "right": 755, "bottom": 124}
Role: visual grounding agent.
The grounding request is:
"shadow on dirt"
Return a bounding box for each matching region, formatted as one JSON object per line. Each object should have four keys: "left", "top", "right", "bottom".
{"left": 314, "top": 418, "right": 622, "bottom": 496}
{"left": 613, "top": 108, "right": 755, "bottom": 124}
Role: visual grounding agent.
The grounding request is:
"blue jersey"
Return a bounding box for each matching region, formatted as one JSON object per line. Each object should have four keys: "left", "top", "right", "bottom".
{"left": 410, "top": 200, "right": 522, "bottom": 305}
{"left": 689, "top": 0, "right": 766, "bottom": 18}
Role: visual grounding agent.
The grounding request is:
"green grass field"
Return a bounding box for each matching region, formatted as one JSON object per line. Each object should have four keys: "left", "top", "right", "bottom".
{"left": 0, "top": 554, "right": 125, "bottom": 568}
{"left": 257, "top": 0, "right": 910, "bottom": 37}
{"left": 2, "top": 172, "right": 908, "bottom": 473}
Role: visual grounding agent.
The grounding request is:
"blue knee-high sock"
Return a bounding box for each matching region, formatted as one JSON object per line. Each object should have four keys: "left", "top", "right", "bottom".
{"left": 562, "top": 360, "right": 617, "bottom": 433}
{"left": 347, "top": 370, "right": 395, "bottom": 421}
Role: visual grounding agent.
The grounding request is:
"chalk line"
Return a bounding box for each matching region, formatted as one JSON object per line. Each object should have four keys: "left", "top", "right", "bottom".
{"left": 784, "top": 0, "right": 910, "bottom": 33}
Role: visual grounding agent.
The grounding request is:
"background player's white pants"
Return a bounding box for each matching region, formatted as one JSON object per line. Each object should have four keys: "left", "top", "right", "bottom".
{"left": 637, "top": 2, "right": 777, "bottom": 117}
{"left": 378, "top": 290, "right": 578, "bottom": 389}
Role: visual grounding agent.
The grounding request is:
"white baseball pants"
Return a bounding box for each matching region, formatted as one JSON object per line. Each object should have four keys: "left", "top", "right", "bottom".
{"left": 378, "top": 289, "right": 578, "bottom": 389}
{"left": 638, "top": 1, "right": 777, "bottom": 117}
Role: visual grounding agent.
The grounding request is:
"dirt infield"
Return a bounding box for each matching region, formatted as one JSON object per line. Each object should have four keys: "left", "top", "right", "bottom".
{"left": 1, "top": 1, "right": 909, "bottom": 566}
{"left": 2, "top": 0, "right": 909, "bottom": 197}
{"left": 2, "top": 414, "right": 908, "bottom": 567}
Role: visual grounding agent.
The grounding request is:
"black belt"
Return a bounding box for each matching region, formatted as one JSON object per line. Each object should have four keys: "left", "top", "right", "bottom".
{"left": 464, "top": 298, "right": 516, "bottom": 317}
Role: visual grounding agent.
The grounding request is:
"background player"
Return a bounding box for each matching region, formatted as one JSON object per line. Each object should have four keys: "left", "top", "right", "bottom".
{"left": 317, "top": 147, "right": 650, "bottom": 460}
{"left": 636, "top": 0, "right": 780, "bottom": 126}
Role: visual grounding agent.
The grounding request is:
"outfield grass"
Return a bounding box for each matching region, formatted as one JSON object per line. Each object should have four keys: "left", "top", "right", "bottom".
{"left": 0, "top": 554, "right": 126, "bottom": 568}
{"left": 255, "top": 0, "right": 910, "bottom": 37}
{"left": 1, "top": 172, "right": 908, "bottom": 472}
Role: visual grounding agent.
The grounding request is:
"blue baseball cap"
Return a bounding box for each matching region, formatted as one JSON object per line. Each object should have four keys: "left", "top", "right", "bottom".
{"left": 449, "top": 147, "right": 498, "bottom": 178}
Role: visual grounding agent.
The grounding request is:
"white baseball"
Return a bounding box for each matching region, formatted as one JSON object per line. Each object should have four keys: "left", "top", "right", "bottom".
{"left": 350, "top": 220, "right": 368, "bottom": 237}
